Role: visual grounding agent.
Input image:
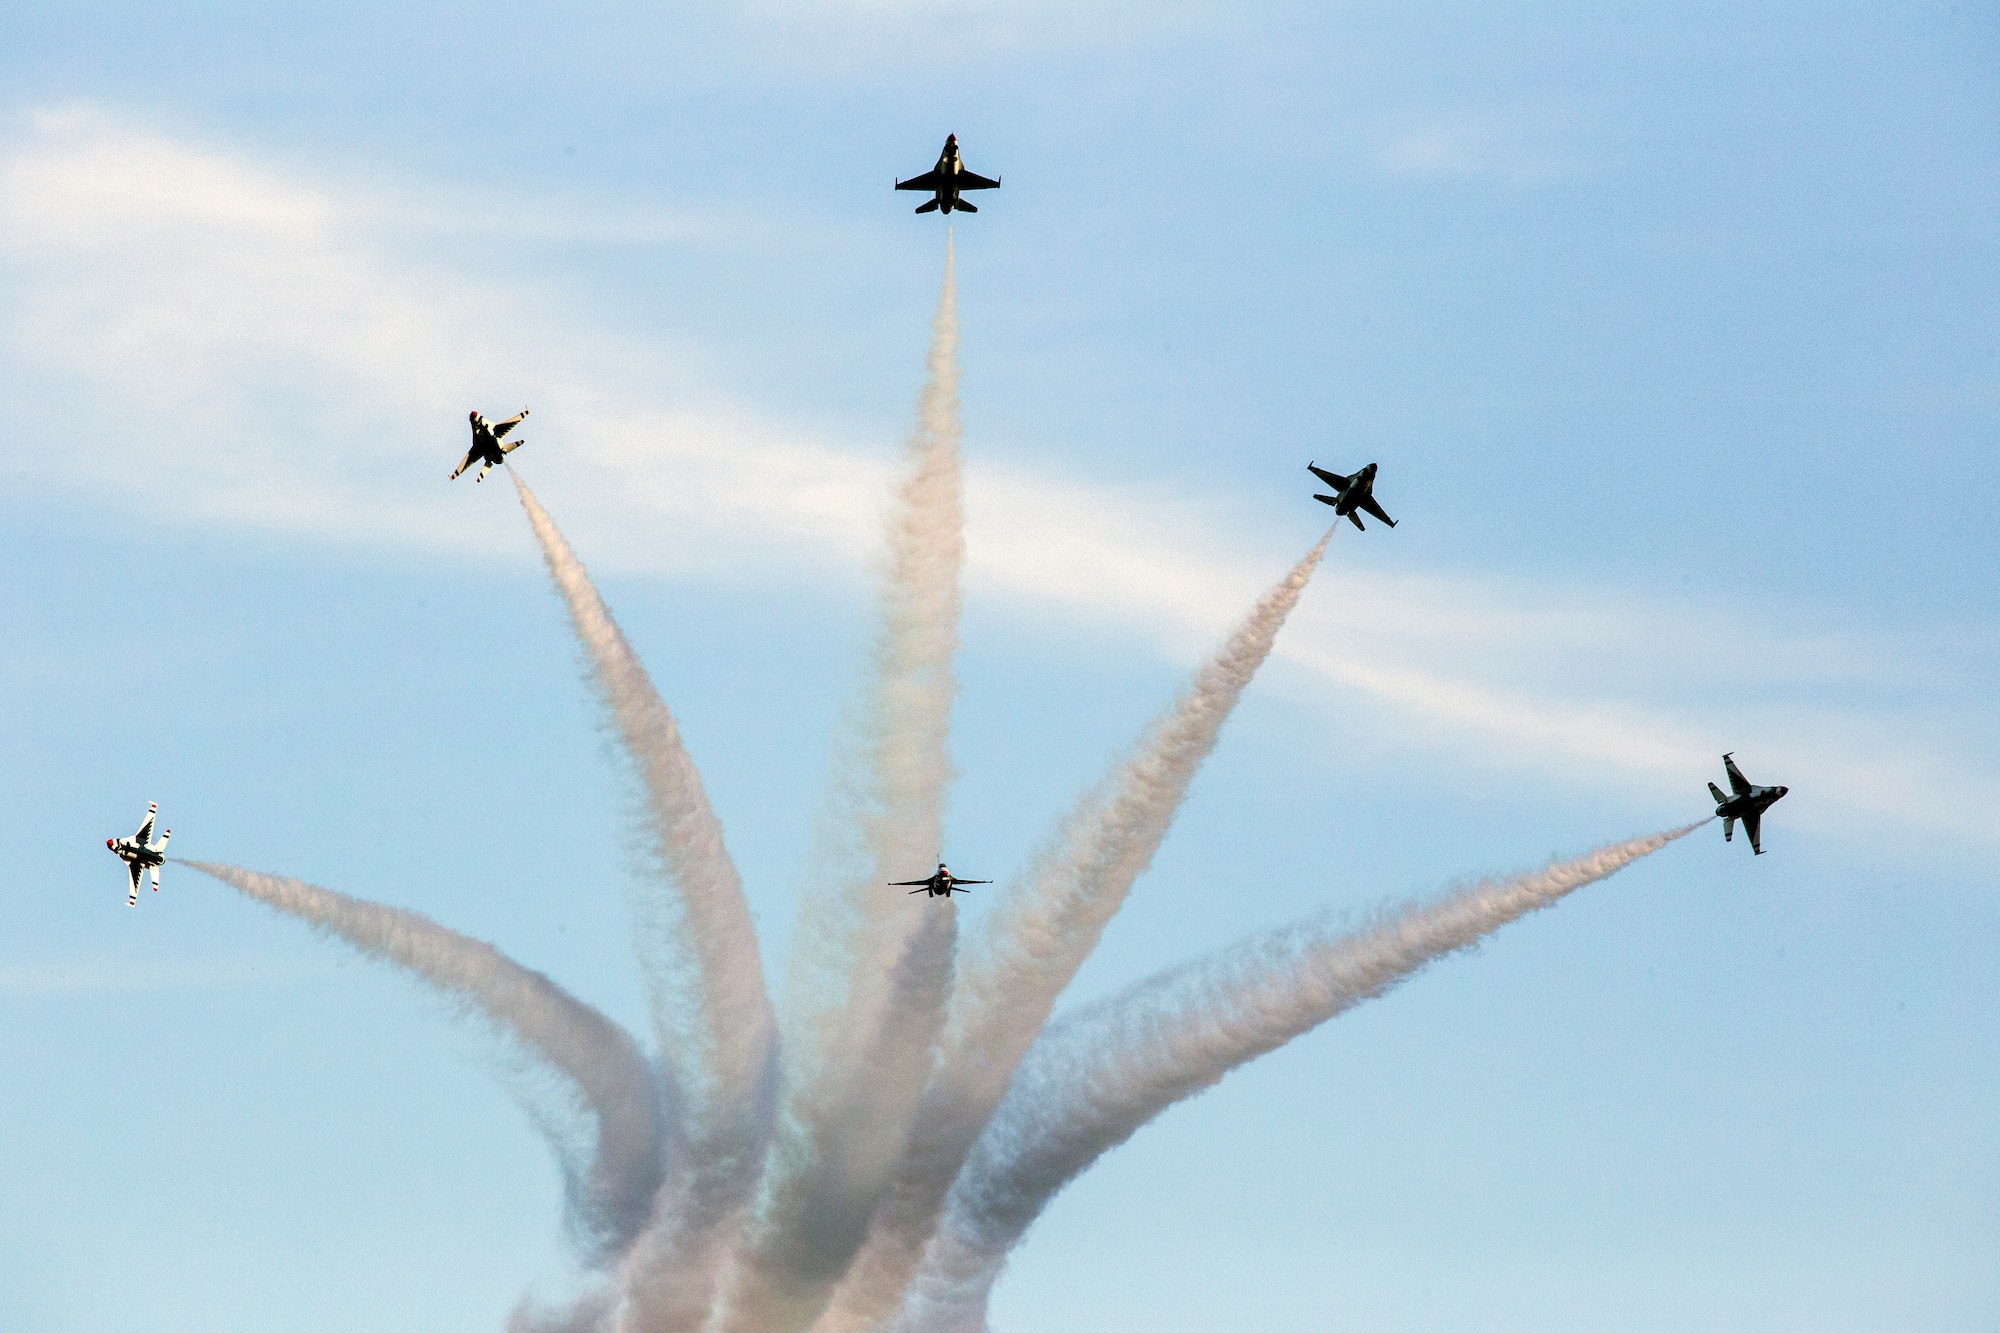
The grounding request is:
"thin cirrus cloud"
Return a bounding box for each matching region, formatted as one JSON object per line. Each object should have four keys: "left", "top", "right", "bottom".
{"left": 0, "top": 957, "right": 335, "bottom": 996}
{"left": 3, "top": 106, "right": 1992, "bottom": 846}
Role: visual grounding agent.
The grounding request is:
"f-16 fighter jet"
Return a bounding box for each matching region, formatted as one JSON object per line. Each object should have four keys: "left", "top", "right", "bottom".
{"left": 891, "top": 863, "right": 991, "bottom": 898}
{"left": 895, "top": 135, "right": 1001, "bottom": 215}
{"left": 1308, "top": 461, "right": 1397, "bottom": 531}
{"left": 107, "top": 802, "right": 170, "bottom": 907}
{"left": 450, "top": 407, "right": 530, "bottom": 483}
{"left": 1708, "top": 753, "right": 1789, "bottom": 855}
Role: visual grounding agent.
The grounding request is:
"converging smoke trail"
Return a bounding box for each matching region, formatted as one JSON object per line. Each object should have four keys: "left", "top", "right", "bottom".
{"left": 181, "top": 860, "right": 666, "bottom": 1261}
{"left": 819, "top": 528, "right": 1337, "bottom": 1333}
{"left": 724, "top": 237, "right": 967, "bottom": 1333}
{"left": 512, "top": 475, "right": 777, "bottom": 1330}
{"left": 894, "top": 825, "right": 1704, "bottom": 1332}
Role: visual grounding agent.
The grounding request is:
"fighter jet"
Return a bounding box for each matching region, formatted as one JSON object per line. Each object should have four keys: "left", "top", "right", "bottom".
{"left": 895, "top": 135, "right": 1001, "bottom": 215}
{"left": 891, "top": 863, "right": 991, "bottom": 898}
{"left": 1708, "top": 753, "right": 1789, "bottom": 855}
{"left": 107, "top": 802, "right": 170, "bottom": 907}
{"left": 450, "top": 407, "right": 530, "bottom": 483}
{"left": 1308, "top": 461, "right": 1397, "bottom": 531}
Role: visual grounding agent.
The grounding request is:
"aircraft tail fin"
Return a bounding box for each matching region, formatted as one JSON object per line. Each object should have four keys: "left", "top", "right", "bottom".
{"left": 500, "top": 438, "right": 524, "bottom": 456}
{"left": 1708, "top": 782, "right": 1727, "bottom": 805}
{"left": 1722, "top": 815, "right": 1735, "bottom": 843}
{"left": 953, "top": 199, "right": 979, "bottom": 213}
{"left": 915, "top": 199, "right": 940, "bottom": 214}
{"left": 1313, "top": 494, "right": 1339, "bottom": 508}
{"left": 151, "top": 864, "right": 161, "bottom": 890}
{"left": 1348, "top": 511, "right": 1366, "bottom": 531}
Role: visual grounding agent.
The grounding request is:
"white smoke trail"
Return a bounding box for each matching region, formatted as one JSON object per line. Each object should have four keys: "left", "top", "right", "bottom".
{"left": 720, "top": 237, "right": 967, "bottom": 1333}
{"left": 894, "top": 824, "right": 1704, "bottom": 1332}
{"left": 512, "top": 474, "right": 778, "bottom": 1331}
{"left": 818, "top": 528, "right": 1336, "bottom": 1333}
{"left": 181, "top": 860, "right": 666, "bottom": 1260}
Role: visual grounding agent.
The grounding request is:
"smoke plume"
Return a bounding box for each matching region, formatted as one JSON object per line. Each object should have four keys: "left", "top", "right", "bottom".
{"left": 181, "top": 860, "right": 666, "bottom": 1260}
{"left": 513, "top": 473, "right": 778, "bottom": 1331}
{"left": 722, "top": 237, "right": 967, "bottom": 1333}
{"left": 819, "top": 528, "right": 1335, "bottom": 1333}
{"left": 894, "top": 825, "right": 1704, "bottom": 1331}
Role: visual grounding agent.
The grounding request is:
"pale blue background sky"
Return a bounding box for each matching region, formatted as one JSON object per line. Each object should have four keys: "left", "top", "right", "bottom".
{"left": 2, "top": 4, "right": 1996, "bottom": 1330}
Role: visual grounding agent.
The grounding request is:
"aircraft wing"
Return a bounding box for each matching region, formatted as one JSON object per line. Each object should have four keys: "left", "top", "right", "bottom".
{"left": 895, "top": 171, "right": 942, "bottom": 192}
{"left": 127, "top": 860, "right": 144, "bottom": 906}
{"left": 1307, "top": 463, "right": 1348, "bottom": 488}
{"left": 950, "top": 878, "right": 991, "bottom": 885}
{"left": 1723, "top": 753, "right": 1752, "bottom": 796}
{"left": 1742, "top": 810, "right": 1764, "bottom": 855}
{"left": 957, "top": 171, "right": 1001, "bottom": 190}
{"left": 1357, "top": 493, "right": 1396, "bottom": 527}
{"left": 888, "top": 879, "right": 933, "bottom": 886}
{"left": 135, "top": 804, "right": 157, "bottom": 844}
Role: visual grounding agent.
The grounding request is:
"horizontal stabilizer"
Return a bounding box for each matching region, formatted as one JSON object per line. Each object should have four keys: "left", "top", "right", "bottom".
{"left": 1723, "top": 815, "right": 1735, "bottom": 843}
{"left": 953, "top": 199, "right": 978, "bottom": 213}
{"left": 915, "top": 199, "right": 940, "bottom": 214}
{"left": 1312, "top": 493, "right": 1340, "bottom": 507}
{"left": 1708, "top": 782, "right": 1727, "bottom": 805}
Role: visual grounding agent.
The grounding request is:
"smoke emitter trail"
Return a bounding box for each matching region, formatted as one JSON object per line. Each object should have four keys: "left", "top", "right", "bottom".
{"left": 819, "top": 527, "right": 1336, "bottom": 1333}
{"left": 896, "top": 824, "right": 1703, "bottom": 1331}
{"left": 183, "top": 860, "right": 665, "bottom": 1260}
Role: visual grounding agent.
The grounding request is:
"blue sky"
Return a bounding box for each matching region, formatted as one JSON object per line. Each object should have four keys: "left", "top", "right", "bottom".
{"left": 2, "top": 3, "right": 1996, "bottom": 1330}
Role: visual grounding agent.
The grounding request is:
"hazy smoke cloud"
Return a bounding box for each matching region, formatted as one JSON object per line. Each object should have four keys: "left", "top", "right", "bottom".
{"left": 895, "top": 825, "right": 1704, "bottom": 1331}
{"left": 182, "top": 860, "right": 665, "bottom": 1260}
{"left": 819, "top": 528, "right": 1335, "bottom": 1333}
{"left": 723, "top": 238, "right": 967, "bottom": 1333}
{"left": 513, "top": 474, "right": 778, "bottom": 1330}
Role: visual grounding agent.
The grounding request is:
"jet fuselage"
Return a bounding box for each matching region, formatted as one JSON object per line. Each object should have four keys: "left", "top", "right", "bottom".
{"left": 1713, "top": 784, "right": 1787, "bottom": 823}
{"left": 932, "top": 139, "right": 966, "bottom": 211}
{"left": 1331, "top": 463, "right": 1379, "bottom": 516}
{"left": 107, "top": 837, "right": 164, "bottom": 870}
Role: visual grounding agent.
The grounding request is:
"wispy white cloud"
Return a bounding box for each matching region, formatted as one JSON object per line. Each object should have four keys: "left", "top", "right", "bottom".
{"left": 3, "top": 106, "right": 1992, "bottom": 844}
{"left": 1376, "top": 111, "right": 1557, "bottom": 184}
{"left": 0, "top": 957, "right": 334, "bottom": 996}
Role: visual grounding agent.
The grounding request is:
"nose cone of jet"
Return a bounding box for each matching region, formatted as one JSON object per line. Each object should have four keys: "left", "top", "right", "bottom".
{"left": 106, "top": 838, "right": 115, "bottom": 849}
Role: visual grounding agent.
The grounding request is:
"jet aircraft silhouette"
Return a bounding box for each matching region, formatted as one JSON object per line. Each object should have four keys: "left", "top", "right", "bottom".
{"left": 895, "top": 135, "right": 1001, "bottom": 215}
{"left": 107, "top": 802, "right": 170, "bottom": 907}
{"left": 1708, "top": 753, "right": 1789, "bottom": 855}
{"left": 451, "top": 407, "right": 530, "bottom": 482}
{"left": 1308, "top": 461, "right": 1396, "bottom": 531}
{"left": 891, "top": 863, "right": 991, "bottom": 897}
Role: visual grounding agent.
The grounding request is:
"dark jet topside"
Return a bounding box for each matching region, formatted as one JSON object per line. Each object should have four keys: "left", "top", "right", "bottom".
{"left": 895, "top": 135, "right": 1001, "bottom": 215}
{"left": 451, "top": 406, "right": 530, "bottom": 483}
{"left": 891, "top": 862, "right": 991, "bottom": 898}
{"left": 1308, "top": 461, "right": 1397, "bottom": 531}
{"left": 1708, "top": 753, "right": 1789, "bottom": 855}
